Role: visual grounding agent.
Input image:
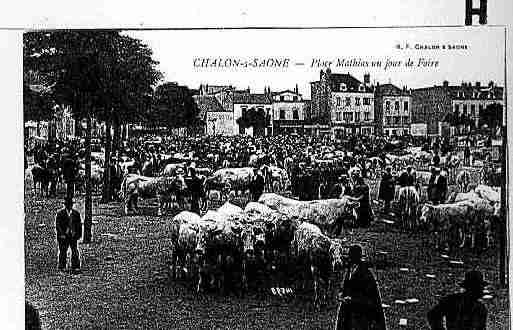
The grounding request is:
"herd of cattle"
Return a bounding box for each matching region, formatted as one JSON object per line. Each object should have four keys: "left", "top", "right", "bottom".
{"left": 165, "top": 182, "right": 501, "bottom": 301}
{"left": 167, "top": 193, "right": 358, "bottom": 303}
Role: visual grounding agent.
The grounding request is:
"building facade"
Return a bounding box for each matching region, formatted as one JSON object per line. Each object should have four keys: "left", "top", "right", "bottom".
{"left": 194, "top": 85, "right": 236, "bottom": 136}
{"left": 233, "top": 89, "right": 273, "bottom": 136}
{"left": 311, "top": 70, "right": 375, "bottom": 137}
{"left": 271, "top": 86, "right": 306, "bottom": 135}
{"left": 411, "top": 81, "right": 504, "bottom": 135}
{"left": 374, "top": 83, "right": 412, "bottom": 136}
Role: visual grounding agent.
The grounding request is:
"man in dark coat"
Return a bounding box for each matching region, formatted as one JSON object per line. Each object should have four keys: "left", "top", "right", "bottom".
{"left": 61, "top": 153, "right": 78, "bottom": 199}
{"left": 250, "top": 169, "right": 265, "bottom": 202}
{"left": 427, "top": 270, "right": 488, "bottom": 330}
{"left": 350, "top": 173, "right": 372, "bottom": 228}
{"left": 188, "top": 167, "right": 204, "bottom": 215}
{"left": 378, "top": 167, "right": 395, "bottom": 214}
{"left": 55, "top": 198, "right": 82, "bottom": 273}
{"left": 428, "top": 168, "right": 447, "bottom": 205}
{"left": 336, "top": 245, "right": 387, "bottom": 330}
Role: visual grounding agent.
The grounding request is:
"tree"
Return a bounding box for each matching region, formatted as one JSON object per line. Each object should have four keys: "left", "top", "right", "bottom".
{"left": 236, "top": 107, "right": 270, "bottom": 136}
{"left": 152, "top": 82, "right": 199, "bottom": 129}
{"left": 24, "top": 31, "right": 162, "bottom": 240}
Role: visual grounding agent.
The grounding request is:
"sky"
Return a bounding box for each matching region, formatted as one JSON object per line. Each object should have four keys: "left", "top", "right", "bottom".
{"left": 125, "top": 27, "right": 505, "bottom": 98}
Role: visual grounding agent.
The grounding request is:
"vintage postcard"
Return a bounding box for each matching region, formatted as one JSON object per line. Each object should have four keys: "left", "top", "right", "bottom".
{"left": 23, "top": 26, "right": 507, "bottom": 329}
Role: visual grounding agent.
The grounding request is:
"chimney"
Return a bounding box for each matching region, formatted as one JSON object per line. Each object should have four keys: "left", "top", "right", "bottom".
{"left": 443, "top": 81, "right": 449, "bottom": 87}
{"left": 488, "top": 81, "right": 494, "bottom": 87}
{"left": 295, "top": 84, "right": 298, "bottom": 94}
{"left": 476, "top": 81, "right": 481, "bottom": 88}
{"left": 363, "top": 73, "right": 370, "bottom": 85}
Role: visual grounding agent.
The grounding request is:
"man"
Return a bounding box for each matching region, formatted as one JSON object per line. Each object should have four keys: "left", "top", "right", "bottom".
{"left": 188, "top": 167, "right": 204, "bottom": 215}
{"left": 428, "top": 168, "right": 447, "bottom": 205}
{"left": 61, "top": 152, "right": 78, "bottom": 199}
{"left": 350, "top": 171, "right": 373, "bottom": 228}
{"left": 55, "top": 198, "right": 82, "bottom": 274}
{"left": 378, "top": 167, "right": 395, "bottom": 214}
{"left": 336, "top": 245, "right": 386, "bottom": 330}
{"left": 427, "top": 270, "right": 488, "bottom": 330}
{"left": 250, "top": 169, "right": 265, "bottom": 202}
{"left": 46, "top": 153, "right": 59, "bottom": 197}
{"left": 398, "top": 166, "right": 415, "bottom": 188}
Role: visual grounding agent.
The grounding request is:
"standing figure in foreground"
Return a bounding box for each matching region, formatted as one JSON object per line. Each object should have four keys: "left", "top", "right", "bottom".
{"left": 335, "top": 245, "right": 386, "bottom": 330}
{"left": 427, "top": 270, "right": 488, "bottom": 330}
{"left": 55, "top": 197, "right": 82, "bottom": 274}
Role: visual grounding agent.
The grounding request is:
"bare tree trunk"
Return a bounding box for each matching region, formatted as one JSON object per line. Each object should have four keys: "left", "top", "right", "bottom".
{"left": 101, "top": 115, "right": 112, "bottom": 203}
{"left": 83, "top": 102, "right": 93, "bottom": 243}
{"left": 112, "top": 116, "right": 121, "bottom": 154}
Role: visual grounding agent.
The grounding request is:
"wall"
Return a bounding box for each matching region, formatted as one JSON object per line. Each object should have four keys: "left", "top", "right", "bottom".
{"left": 206, "top": 111, "right": 234, "bottom": 135}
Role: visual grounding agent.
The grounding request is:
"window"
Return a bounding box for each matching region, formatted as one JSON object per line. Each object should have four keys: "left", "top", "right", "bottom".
{"left": 293, "top": 109, "right": 299, "bottom": 120}
{"left": 345, "top": 97, "right": 351, "bottom": 106}
{"left": 293, "top": 96, "right": 298, "bottom": 101}
{"left": 402, "top": 116, "right": 409, "bottom": 124}
{"left": 355, "top": 97, "right": 360, "bottom": 106}
{"left": 479, "top": 104, "right": 484, "bottom": 113}
{"left": 280, "top": 96, "right": 284, "bottom": 101}
{"left": 336, "top": 112, "right": 342, "bottom": 121}
{"left": 364, "top": 112, "right": 370, "bottom": 121}
{"left": 385, "top": 101, "right": 390, "bottom": 111}
{"left": 470, "top": 105, "right": 476, "bottom": 117}
{"left": 279, "top": 109, "right": 285, "bottom": 119}
{"left": 355, "top": 112, "right": 360, "bottom": 122}
{"left": 349, "top": 112, "right": 354, "bottom": 121}
{"left": 394, "top": 116, "right": 400, "bottom": 125}
{"left": 363, "top": 97, "right": 370, "bottom": 105}
{"left": 336, "top": 97, "right": 341, "bottom": 106}
{"left": 386, "top": 116, "right": 392, "bottom": 126}
{"left": 404, "top": 101, "right": 409, "bottom": 111}
{"left": 463, "top": 104, "right": 467, "bottom": 114}
{"left": 455, "top": 104, "right": 460, "bottom": 112}
{"left": 395, "top": 101, "right": 400, "bottom": 111}
{"left": 340, "top": 83, "right": 347, "bottom": 91}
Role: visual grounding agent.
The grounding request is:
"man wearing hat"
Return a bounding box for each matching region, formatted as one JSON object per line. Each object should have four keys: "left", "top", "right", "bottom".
{"left": 378, "top": 167, "right": 395, "bottom": 214}
{"left": 335, "top": 245, "right": 386, "bottom": 330}
{"left": 427, "top": 270, "right": 488, "bottom": 329}
{"left": 55, "top": 198, "right": 82, "bottom": 274}
{"left": 428, "top": 167, "right": 447, "bottom": 205}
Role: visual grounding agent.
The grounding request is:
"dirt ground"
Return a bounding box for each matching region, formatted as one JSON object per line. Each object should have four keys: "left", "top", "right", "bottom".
{"left": 25, "top": 184, "right": 509, "bottom": 329}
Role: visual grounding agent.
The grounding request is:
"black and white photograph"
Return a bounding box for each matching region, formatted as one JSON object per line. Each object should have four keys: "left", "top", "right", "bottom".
{"left": 21, "top": 23, "right": 509, "bottom": 329}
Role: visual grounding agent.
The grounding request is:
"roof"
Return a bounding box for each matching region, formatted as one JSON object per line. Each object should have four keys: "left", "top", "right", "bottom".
{"left": 328, "top": 73, "right": 373, "bottom": 93}
{"left": 375, "top": 83, "right": 410, "bottom": 96}
{"left": 412, "top": 84, "right": 503, "bottom": 100}
{"left": 232, "top": 92, "right": 272, "bottom": 104}
{"left": 193, "top": 95, "right": 227, "bottom": 117}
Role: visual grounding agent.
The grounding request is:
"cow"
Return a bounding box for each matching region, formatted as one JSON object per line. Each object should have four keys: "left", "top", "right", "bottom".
{"left": 204, "top": 168, "right": 255, "bottom": 205}
{"left": 290, "top": 222, "right": 345, "bottom": 305}
{"left": 31, "top": 164, "right": 50, "bottom": 196}
{"left": 169, "top": 211, "right": 204, "bottom": 280}
{"left": 397, "top": 186, "right": 420, "bottom": 230}
{"left": 119, "top": 174, "right": 187, "bottom": 215}
{"left": 419, "top": 199, "right": 494, "bottom": 251}
{"left": 161, "top": 162, "right": 186, "bottom": 176}
{"left": 194, "top": 214, "right": 244, "bottom": 294}
{"left": 258, "top": 193, "right": 359, "bottom": 236}
{"left": 447, "top": 191, "right": 499, "bottom": 249}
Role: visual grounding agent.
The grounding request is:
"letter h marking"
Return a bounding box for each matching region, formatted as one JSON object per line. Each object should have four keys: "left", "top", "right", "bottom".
{"left": 465, "top": 0, "right": 487, "bottom": 25}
